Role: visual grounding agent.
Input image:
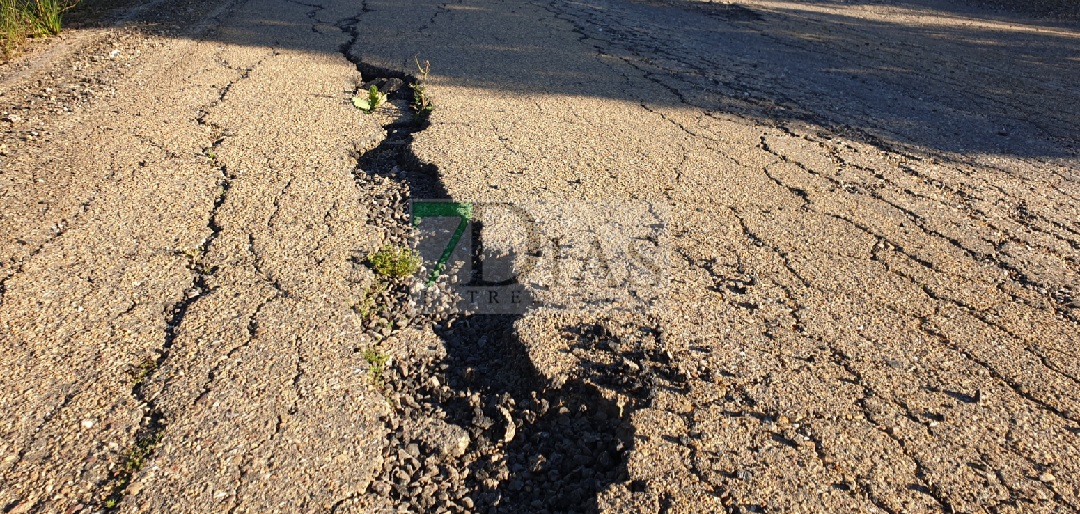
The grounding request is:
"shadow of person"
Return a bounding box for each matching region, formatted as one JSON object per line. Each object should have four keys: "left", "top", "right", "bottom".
{"left": 350, "top": 59, "right": 685, "bottom": 513}
{"left": 426, "top": 313, "right": 638, "bottom": 513}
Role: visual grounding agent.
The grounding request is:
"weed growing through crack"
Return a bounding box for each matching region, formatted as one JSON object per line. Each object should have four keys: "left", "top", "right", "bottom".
{"left": 411, "top": 57, "right": 434, "bottom": 120}
{"left": 129, "top": 359, "right": 157, "bottom": 387}
{"left": 100, "top": 359, "right": 165, "bottom": 509}
{"left": 352, "top": 280, "right": 388, "bottom": 320}
{"left": 352, "top": 84, "right": 386, "bottom": 114}
{"left": 180, "top": 247, "right": 202, "bottom": 261}
{"left": 101, "top": 430, "right": 163, "bottom": 509}
{"left": 367, "top": 244, "right": 420, "bottom": 279}
{"left": 362, "top": 347, "right": 390, "bottom": 387}
{"left": 179, "top": 247, "right": 214, "bottom": 275}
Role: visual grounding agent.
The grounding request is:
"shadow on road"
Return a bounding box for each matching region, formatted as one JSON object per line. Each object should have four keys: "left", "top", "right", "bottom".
{"left": 108, "top": 0, "right": 1079, "bottom": 510}
{"left": 427, "top": 315, "right": 640, "bottom": 512}
{"left": 158, "top": 0, "right": 1080, "bottom": 159}
{"left": 347, "top": 58, "right": 664, "bottom": 511}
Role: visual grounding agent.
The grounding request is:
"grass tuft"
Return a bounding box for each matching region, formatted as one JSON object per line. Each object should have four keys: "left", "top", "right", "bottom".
{"left": 352, "top": 280, "right": 388, "bottom": 320}
{"left": 362, "top": 347, "right": 390, "bottom": 386}
{"left": 1, "top": 0, "right": 77, "bottom": 58}
{"left": 101, "top": 429, "right": 163, "bottom": 509}
{"left": 367, "top": 244, "right": 420, "bottom": 279}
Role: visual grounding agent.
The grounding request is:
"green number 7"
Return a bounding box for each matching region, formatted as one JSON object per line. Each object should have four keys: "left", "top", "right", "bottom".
{"left": 411, "top": 201, "right": 473, "bottom": 286}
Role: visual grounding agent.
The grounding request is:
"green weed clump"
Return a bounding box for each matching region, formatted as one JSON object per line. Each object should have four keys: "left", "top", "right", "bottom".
{"left": 362, "top": 347, "right": 390, "bottom": 386}
{"left": 367, "top": 244, "right": 420, "bottom": 279}
{"left": 352, "top": 280, "right": 387, "bottom": 320}
{"left": 352, "top": 84, "right": 386, "bottom": 114}
{"left": 101, "top": 429, "right": 162, "bottom": 509}
{"left": 1, "top": 0, "right": 76, "bottom": 57}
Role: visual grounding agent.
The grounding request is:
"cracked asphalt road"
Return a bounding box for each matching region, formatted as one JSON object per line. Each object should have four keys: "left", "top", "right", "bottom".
{"left": 1, "top": 0, "right": 1078, "bottom": 512}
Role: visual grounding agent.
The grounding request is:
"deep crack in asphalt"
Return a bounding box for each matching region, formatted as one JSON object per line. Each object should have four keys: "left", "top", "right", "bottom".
{"left": 335, "top": 13, "right": 685, "bottom": 512}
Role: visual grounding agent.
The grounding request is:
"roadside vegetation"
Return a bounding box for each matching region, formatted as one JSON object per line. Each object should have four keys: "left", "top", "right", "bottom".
{"left": 367, "top": 243, "right": 421, "bottom": 279}
{"left": 1, "top": 0, "right": 77, "bottom": 58}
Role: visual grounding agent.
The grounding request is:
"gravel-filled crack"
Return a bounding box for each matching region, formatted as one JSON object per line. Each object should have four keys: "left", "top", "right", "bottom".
{"left": 326, "top": 12, "right": 684, "bottom": 511}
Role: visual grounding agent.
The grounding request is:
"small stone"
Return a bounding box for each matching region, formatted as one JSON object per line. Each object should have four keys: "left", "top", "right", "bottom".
{"left": 369, "top": 481, "right": 386, "bottom": 496}
{"left": 417, "top": 419, "right": 471, "bottom": 458}
{"left": 80, "top": 419, "right": 95, "bottom": 429}
{"left": 1039, "top": 472, "right": 1056, "bottom": 483}
{"left": 7, "top": 500, "right": 33, "bottom": 514}
{"left": 499, "top": 407, "right": 516, "bottom": 443}
{"left": 597, "top": 452, "right": 612, "bottom": 467}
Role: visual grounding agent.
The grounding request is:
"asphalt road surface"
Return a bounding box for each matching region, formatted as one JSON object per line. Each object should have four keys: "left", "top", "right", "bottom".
{"left": 1, "top": 0, "right": 1078, "bottom": 512}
